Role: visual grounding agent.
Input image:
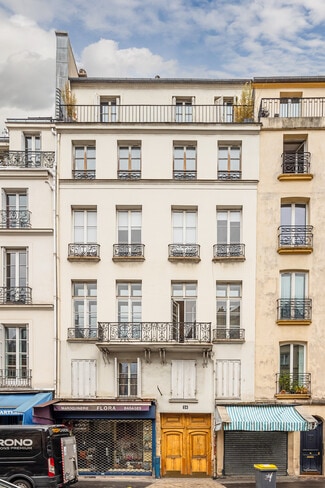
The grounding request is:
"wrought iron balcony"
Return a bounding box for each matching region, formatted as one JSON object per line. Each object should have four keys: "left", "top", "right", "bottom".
{"left": 113, "top": 244, "right": 145, "bottom": 259}
{"left": 0, "top": 369, "right": 32, "bottom": 388}
{"left": 173, "top": 170, "right": 197, "bottom": 180}
{"left": 168, "top": 244, "right": 200, "bottom": 260}
{"left": 212, "top": 328, "right": 245, "bottom": 342}
{"left": 0, "top": 151, "right": 54, "bottom": 168}
{"left": 72, "top": 169, "right": 96, "bottom": 179}
{"left": 0, "top": 287, "right": 32, "bottom": 304}
{"left": 117, "top": 169, "right": 141, "bottom": 180}
{"left": 217, "top": 170, "right": 241, "bottom": 180}
{"left": 278, "top": 226, "right": 313, "bottom": 249}
{"left": 0, "top": 210, "right": 31, "bottom": 229}
{"left": 58, "top": 104, "right": 255, "bottom": 124}
{"left": 97, "top": 321, "right": 211, "bottom": 344}
{"left": 68, "top": 328, "right": 99, "bottom": 340}
{"left": 259, "top": 97, "right": 325, "bottom": 119}
{"left": 277, "top": 298, "right": 312, "bottom": 321}
{"left": 276, "top": 372, "right": 311, "bottom": 396}
{"left": 213, "top": 243, "right": 245, "bottom": 259}
{"left": 281, "top": 152, "right": 311, "bottom": 174}
{"left": 68, "top": 243, "right": 100, "bottom": 259}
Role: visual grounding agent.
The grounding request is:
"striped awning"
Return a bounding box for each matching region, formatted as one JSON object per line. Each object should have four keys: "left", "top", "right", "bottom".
{"left": 216, "top": 405, "right": 317, "bottom": 432}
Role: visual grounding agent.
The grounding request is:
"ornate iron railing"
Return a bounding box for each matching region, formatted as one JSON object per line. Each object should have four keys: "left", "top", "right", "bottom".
{"left": 0, "top": 369, "right": 32, "bottom": 388}
{"left": 68, "top": 328, "right": 99, "bottom": 340}
{"left": 281, "top": 152, "right": 311, "bottom": 174}
{"left": 217, "top": 170, "right": 241, "bottom": 180}
{"left": 58, "top": 104, "right": 255, "bottom": 124}
{"left": 259, "top": 97, "right": 325, "bottom": 119}
{"left": 0, "top": 287, "right": 32, "bottom": 304}
{"left": 213, "top": 243, "right": 245, "bottom": 258}
{"left": 117, "top": 169, "right": 141, "bottom": 179}
{"left": 0, "top": 210, "right": 31, "bottom": 228}
{"left": 168, "top": 244, "right": 200, "bottom": 258}
{"left": 277, "top": 298, "right": 312, "bottom": 321}
{"left": 68, "top": 243, "right": 100, "bottom": 258}
{"left": 72, "top": 169, "right": 96, "bottom": 179}
{"left": 113, "top": 244, "right": 144, "bottom": 258}
{"left": 173, "top": 170, "right": 197, "bottom": 180}
{"left": 97, "top": 322, "right": 211, "bottom": 343}
{"left": 0, "top": 151, "right": 54, "bottom": 168}
{"left": 213, "top": 328, "right": 245, "bottom": 341}
{"left": 276, "top": 372, "right": 311, "bottom": 395}
{"left": 278, "top": 226, "right": 313, "bottom": 248}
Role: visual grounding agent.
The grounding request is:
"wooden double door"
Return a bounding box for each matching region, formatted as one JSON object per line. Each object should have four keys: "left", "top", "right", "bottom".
{"left": 161, "top": 413, "right": 211, "bottom": 477}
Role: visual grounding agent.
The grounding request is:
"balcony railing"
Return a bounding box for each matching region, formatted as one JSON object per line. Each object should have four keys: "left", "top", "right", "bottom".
{"left": 278, "top": 226, "right": 313, "bottom": 249}
{"left": 217, "top": 170, "right": 241, "bottom": 180}
{"left": 0, "top": 287, "right": 32, "bottom": 305}
{"left": 277, "top": 298, "right": 312, "bottom": 321}
{"left": 68, "top": 243, "right": 100, "bottom": 259}
{"left": 98, "top": 322, "right": 211, "bottom": 343}
{"left": 173, "top": 170, "right": 197, "bottom": 180}
{"left": 276, "top": 372, "right": 311, "bottom": 395}
{"left": 168, "top": 244, "right": 200, "bottom": 259}
{"left": 281, "top": 152, "right": 311, "bottom": 174}
{"left": 0, "top": 369, "right": 32, "bottom": 388}
{"left": 58, "top": 104, "right": 255, "bottom": 124}
{"left": 113, "top": 244, "right": 145, "bottom": 258}
{"left": 259, "top": 97, "right": 325, "bottom": 119}
{"left": 68, "top": 328, "right": 99, "bottom": 340}
{"left": 0, "top": 210, "right": 31, "bottom": 229}
{"left": 72, "top": 169, "right": 96, "bottom": 179}
{"left": 212, "top": 328, "right": 245, "bottom": 341}
{"left": 213, "top": 243, "right": 245, "bottom": 259}
{"left": 0, "top": 151, "right": 55, "bottom": 168}
{"left": 117, "top": 170, "right": 141, "bottom": 180}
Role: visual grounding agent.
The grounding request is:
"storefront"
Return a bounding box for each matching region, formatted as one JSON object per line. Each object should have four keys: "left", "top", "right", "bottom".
{"left": 34, "top": 400, "right": 156, "bottom": 476}
{"left": 0, "top": 392, "right": 52, "bottom": 425}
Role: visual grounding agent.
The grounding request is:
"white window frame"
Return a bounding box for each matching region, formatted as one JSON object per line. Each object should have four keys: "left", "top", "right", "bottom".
{"left": 73, "top": 209, "right": 97, "bottom": 243}
{"left": 0, "top": 324, "right": 29, "bottom": 380}
{"left": 218, "top": 144, "right": 241, "bottom": 175}
{"left": 100, "top": 97, "right": 119, "bottom": 122}
{"left": 172, "top": 210, "right": 197, "bottom": 244}
{"left": 74, "top": 145, "right": 96, "bottom": 171}
{"left": 115, "top": 357, "right": 141, "bottom": 397}
{"left": 216, "top": 282, "right": 241, "bottom": 330}
{"left": 174, "top": 97, "right": 194, "bottom": 122}
{"left": 117, "top": 210, "right": 142, "bottom": 244}
{"left": 72, "top": 282, "right": 97, "bottom": 334}
{"left": 279, "top": 343, "right": 306, "bottom": 376}
{"left": 217, "top": 209, "right": 241, "bottom": 245}
{"left": 171, "top": 359, "right": 196, "bottom": 399}
{"left": 118, "top": 144, "right": 141, "bottom": 172}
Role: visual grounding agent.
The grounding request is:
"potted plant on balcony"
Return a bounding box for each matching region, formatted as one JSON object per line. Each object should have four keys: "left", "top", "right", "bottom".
{"left": 278, "top": 372, "right": 291, "bottom": 394}
{"left": 234, "top": 82, "right": 254, "bottom": 123}
{"left": 61, "top": 82, "right": 77, "bottom": 121}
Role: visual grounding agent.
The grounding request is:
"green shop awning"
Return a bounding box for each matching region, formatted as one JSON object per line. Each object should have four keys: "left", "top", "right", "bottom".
{"left": 216, "top": 405, "right": 317, "bottom": 432}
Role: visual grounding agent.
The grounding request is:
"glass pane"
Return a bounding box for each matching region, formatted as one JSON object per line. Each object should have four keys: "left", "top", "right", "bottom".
{"left": 294, "top": 273, "right": 306, "bottom": 299}
{"left": 216, "top": 284, "right": 227, "bottom": 297}
{"left": 281, "top": 204, "right": 291, "bottom": 226}
{"left": 87, "top": 283, "right": 97, "bottom": 296}
{"left": 295, "top": 204, "right": 306, "bottom": 225}
{"left": 118, "top": 301, "right": 129, "bottom": 321}
{"left": 131, "top": 283, "right": 142, "bottom": 296}
{"left": 117, "top": 283, "right": 129, "bottom": 296}
{"left": 172, "top": 284, "right": 183, "bottom": 297}
{"left": 281, "top": 273, "right": 291, "bottom": 299}
{"left": 185, "top": 284, "right": 197, "bottom": 296}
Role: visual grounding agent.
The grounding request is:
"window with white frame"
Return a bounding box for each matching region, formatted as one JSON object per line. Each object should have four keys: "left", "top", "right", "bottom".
{"left": 216, "top": 283, "right": 241, "bottom": 338}
{"left": 172, "top": 282, "right": 197, "bottom": 340}
{"left": 280, "top": 271, "right": 308, "bottom": 319}
{"left": 215, "top": 96, "right": 235, "bottom": 122}
{"left": 172, "top": 210, "right": 197, "bottom": 244}
{"left": 279, "top": 93, "right": 302, "bottom": 117}
{"left": 118, "top": 144, "right": 141, "bottom": 178}
{"left": 73, "top": 144, "right": 96, "bottom": 178}
{"left": 117, "top": 210, "right": 141, "bottom": 244}
{"left": 215, "top": 359, "right": 241, "bottom": 399}
{"left": 24, "top": 134, "right": 41, "bottom": 166}
{"left": 216, "top": 209, "right": 242, "bottom": 256}
{"left": 280, "top": 343, "right": 305, "bottom": 377}
{"left": 173, "top": 144, "right": 196, "bottom": 179}
{"left": 171, "top": 359, "right": 196, "bottom": 399}
{"left": 280, "top": 202, "right": 308, "bottom": 246}
{"left": 218, "top": 144, "right": 241, "bottom": 179}
{"left": 0, "top": 325, "right": 29, "bottom": 382}
{"left": 71, "top": 359, "right": 96, "bottom": 397}
{"left": 72, "top": 282, "right": 97, "bottom": 338}
{"left": 116, "top": 358, "right": 140, "bottom": 397}
{"left": 2, "top": 191, "right": 29, "bottom": 229}
{"left": 73, "top": 209, "right": 97, "bottom": 243}
{"left": 117, "top": 282, "right": 142, "bottom": 339}
{"left": 174, "top": 97, "right": 193, "bottom": 122}
{"left": 100, "top": 97, "right": 119, "bottom": 122}
{"left": 4, "top": 249, "right": 29, "bottom": 303}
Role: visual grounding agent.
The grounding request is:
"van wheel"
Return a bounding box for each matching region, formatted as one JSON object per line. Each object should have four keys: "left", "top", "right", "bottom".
{"left": 13, "top": 480, "right": 32, "bottom": 488}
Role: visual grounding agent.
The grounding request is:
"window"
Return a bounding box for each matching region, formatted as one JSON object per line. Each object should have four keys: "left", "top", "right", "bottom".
{"left": 175, "top": 98, "right": 193, "bottom": 122}
{"left": 73, "top": 145, "right": 96, "bottom": 179}
{"left": 100, "top": 97, "right": 119, "bottom": 122}
{"left": 172, "top": 210, "right": 196, "bottom": 244}
{"left": 4, "top": 249, "right": 29, "bottom": 303}
{"left": 218, "top": 144, "right": 241, "bottom": 179}
{"left": 73, "top": 282, "right": 97, "bottom": 338}
{"left": 215, "top": 96, "right": 234, "bottom": 122}
{"left": 216, "top": 283, "right": 241, "bottom": 336}
{"left": 117, "top": 210, "right": 141, "bottom": 244}
{"left": 24, "top": 134, "right": 41, "bottom": 166}
{"left": 279, "top": 93, "right": 302, "bottom": 117}
{"left": 4, "top": 325, "right": 28, "bottom": 381}
{"left": 216, "top": 209, "right": 242, "bottom": 256}
{"left": 118, "top": 144, "right": 141, "bottom": 179}
{"left": 172, "top": 282, "right": 196, "bottom": 340}
{"left": 280, "top": 344, "right": 305, "bottom": 377}
{"left": 215, "top": 359, "right": 241, "bottom": 399}
{"left": 280, "top": 203, "right": 309, "bottom": 246}
{"left": 2, "top": 191, "right": 29, "bottom": 229}
{"left": 117, "top": 360, "right": 140, "bottom": 397}
{"left": 73, "top": 210, "right": 97, "bottom": 243}
{"left": 280, "top": 271, "right": 307, "bottom": 319}
{"left": 173, "top": 144, "right": 196, "bottom": 179}
{"left": 117, "top": 282, "right": 142, "bottom": 339}
{"left": 282, "top": 136, "right": 308, "bottom": 174}
{"left": 171, "top": 360, "right": 196, "bottom": 399}
{"left": 71, "top": 359, "right": 96, "bottom": 397}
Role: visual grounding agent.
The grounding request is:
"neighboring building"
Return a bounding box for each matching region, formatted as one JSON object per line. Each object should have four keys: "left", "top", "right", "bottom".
{"left": 253, "top": 77, "right": 325, "bottom": 477}
{"left": 0, "top": 120, "right": 55, "bottom": 422}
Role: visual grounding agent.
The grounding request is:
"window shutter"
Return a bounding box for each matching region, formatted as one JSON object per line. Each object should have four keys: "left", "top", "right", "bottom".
{"left": 71, "top": 359, "right": 96, "bottom": 398}
{"left": 183, "top": 360, "right": 196, "bottom": 398}
{"left": 216, "top": 359, "right": 241, "bottom": 399}
{"left": 171, "top": 360, "right": 196, "bottom": 399}
{"left": 171, "top": 360, "right": 183, "bottom": 398}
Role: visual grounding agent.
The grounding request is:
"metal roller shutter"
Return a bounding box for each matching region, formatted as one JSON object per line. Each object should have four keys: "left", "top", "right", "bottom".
{"left": 224, "top": 431, "right": 287, "bottom": 476}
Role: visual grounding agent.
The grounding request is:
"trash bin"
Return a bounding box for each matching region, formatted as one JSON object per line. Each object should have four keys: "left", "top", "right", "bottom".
{"left": 254, "top": 464, "right": 277, "bottom": 488}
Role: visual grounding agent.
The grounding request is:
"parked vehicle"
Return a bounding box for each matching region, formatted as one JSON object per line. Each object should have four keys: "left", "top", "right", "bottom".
{"left": 0, "top": 424, "right": 78, "bottom": 488}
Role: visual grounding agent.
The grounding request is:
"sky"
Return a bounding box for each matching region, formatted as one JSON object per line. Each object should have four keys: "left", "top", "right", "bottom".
{"left": 1, "top": 0, "right": 325, "bottom": 132}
